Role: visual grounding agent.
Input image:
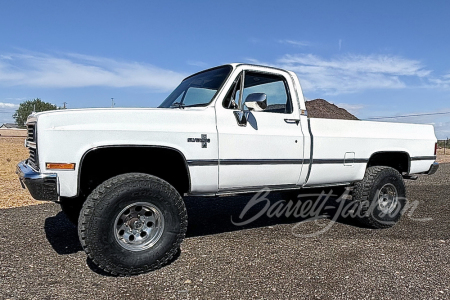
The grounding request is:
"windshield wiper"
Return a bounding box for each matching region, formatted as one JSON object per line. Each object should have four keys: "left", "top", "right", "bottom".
{"left": 183, "top": 103, "right": 208, "bottom": 108}
{"left": 171, "top": 102, "right": 208, "bottom": 108}
{"left": 170, "top": 102, "right": 185, "bottom": 109}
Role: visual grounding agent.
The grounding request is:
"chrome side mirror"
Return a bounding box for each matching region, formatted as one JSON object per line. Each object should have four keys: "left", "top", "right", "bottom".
{"left": 244, "top": 93, "right": 267, "bottom": 111}
{"left": 233, "top": 93, "right": 267, "bottom": 126}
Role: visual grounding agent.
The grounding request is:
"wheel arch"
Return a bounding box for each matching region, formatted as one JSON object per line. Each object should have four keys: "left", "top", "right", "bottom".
{"left": 366, "top": 151, "right": 411, "bottom": 174}
{"left": 76, "top": 145, "right": 191, "bottom": 198}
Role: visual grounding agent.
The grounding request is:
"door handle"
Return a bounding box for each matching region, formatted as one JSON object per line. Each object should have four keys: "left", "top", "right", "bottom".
{"left": 284, "top": 119, "right": 300, "bottom": 124}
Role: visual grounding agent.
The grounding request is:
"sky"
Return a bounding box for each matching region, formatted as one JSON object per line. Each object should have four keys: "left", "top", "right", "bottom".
{"left": 0, "top": 0, "right": 449, "bottom": 138}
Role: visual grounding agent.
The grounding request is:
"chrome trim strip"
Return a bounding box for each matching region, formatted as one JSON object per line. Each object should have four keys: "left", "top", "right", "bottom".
{"left": 410, "top": 156, "right": 437, "bottom": 161}
{"left": 354, "top": 158, "right": 371, "bottom": 163}
{"left": 220, "top": 159, "right": 304, "bottom": 165}
{"left": 189, "top": 183, "right": 300, "bottom": 196}
{"left": 186, "top": 159, "right": 218, "bottom": 166}
{"left": 186, "top": 158, "right": 370, "bottom": 166}
{"left": 303, "top": 182, "right": 352, "bottom": 189}
{"left": 187, "top": 159, "right": 305, "bottom": 166}
{"left": 313, "top": 158, "right": 369, "bottom": 164}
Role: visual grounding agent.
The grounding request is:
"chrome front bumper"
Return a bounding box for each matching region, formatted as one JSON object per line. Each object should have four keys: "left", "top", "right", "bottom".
{"left": 16, "top": 160, "right": 59, "bottom": 201}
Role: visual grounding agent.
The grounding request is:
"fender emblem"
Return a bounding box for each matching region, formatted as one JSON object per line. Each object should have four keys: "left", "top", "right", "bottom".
{"left": 187, "top": 134, "right": 210, "bottom": 148}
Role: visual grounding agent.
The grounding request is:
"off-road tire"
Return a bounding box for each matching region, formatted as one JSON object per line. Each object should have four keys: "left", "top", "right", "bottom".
{"left": 353, "top": 166, "right": 406, "bottom": 229}
{"left": 78, "top": 173, "right": 187, "bottom": 276}
{"left": 60, "top": 196, "right": 86, "bottom": 225}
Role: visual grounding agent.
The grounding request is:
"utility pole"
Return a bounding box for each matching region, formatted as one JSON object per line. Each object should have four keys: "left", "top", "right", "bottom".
{"left": 111, "top": 98, "right": 115, "bottom": 108}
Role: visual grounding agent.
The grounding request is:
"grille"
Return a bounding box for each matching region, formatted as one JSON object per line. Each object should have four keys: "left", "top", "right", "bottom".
{"left": 28, "top": 148, "right": 39, "bottom": 170}
{"left": 26, "top": 123, "right": 38, "bottom": 170}
{"left": 27, "top": 124, "right": 36, "bottom": 142}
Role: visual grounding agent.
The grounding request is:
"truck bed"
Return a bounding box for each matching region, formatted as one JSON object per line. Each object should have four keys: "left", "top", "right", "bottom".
{"left": 305, "top": 118, "right": 437, "bottom": 186}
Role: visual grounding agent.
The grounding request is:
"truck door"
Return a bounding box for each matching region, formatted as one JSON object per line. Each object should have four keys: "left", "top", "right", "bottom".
{"left": 215, "top": 67, "right": 304, "bottom": 191}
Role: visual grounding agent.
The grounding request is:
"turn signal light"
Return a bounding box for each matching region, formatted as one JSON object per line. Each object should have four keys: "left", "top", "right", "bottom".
{"left": 46, "top": 163, "right": 76, "bottom": 170}
{"left": 435, "top": 143, "right": 438, "bottom": 155}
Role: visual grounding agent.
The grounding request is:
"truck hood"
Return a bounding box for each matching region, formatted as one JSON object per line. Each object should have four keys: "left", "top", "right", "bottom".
{"left": 28, "top": 107, "right": 216, "bottom": 136}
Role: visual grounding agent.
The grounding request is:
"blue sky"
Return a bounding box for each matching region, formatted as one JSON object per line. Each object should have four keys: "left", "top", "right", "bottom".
{"left": 0, "top": 0, "right": 449, "bottom": 138}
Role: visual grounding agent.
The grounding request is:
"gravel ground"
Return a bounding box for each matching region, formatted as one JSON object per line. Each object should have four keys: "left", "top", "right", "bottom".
{"left": 0, "top": 165, "right": 449, "bottom": 300}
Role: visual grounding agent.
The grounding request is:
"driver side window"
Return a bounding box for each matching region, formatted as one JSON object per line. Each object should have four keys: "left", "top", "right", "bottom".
{"left": 222, "top": 71, "right": 292, "bottom": 114}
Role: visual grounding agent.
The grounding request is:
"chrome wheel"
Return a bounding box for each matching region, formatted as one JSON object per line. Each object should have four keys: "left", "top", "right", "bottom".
{"left": 114, "top": 202, "right": 164, "bottom": 251}
{"left": 377, "top": 183, "right": 398, "bottom": 214}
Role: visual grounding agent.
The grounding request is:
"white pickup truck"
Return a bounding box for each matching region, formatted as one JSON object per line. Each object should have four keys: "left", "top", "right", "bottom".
{"left": 17, "top": 63, "right": 439, "bottom": 275}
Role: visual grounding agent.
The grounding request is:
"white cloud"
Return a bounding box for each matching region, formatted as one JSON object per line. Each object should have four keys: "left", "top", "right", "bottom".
{"left": 249, "top": 53, "right": 435, "bottom": 95}
{"left": 5, "top": 97, "right": 27, "bottom": 102}
{"left": 435, "top": 122, "right": 450, "bottom": 139}
{"left": 279, "top": 54, "right": 430, "bottom": 77}
{"left": 0, "top": 102, "right": 18, "bottom": 125}
{"left": 0, "top": 102, "right": 19, "bottom": 109}
{"left": 0, "top": 52, "right": 186, "bottom": 90}
{"left": 428, "top": 74, "right": 450, "bottom": 89}
{"left": 278, "top": 40, "right": 311, "bottom": 47}
{"left": 336, "top": 103, "right": 365, "bottom": 115}
{"left": 186, "top": 60, "right": 208, "bottom": 67}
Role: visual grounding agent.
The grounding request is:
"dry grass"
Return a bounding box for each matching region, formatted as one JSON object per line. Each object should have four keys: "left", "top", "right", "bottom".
{"left": 437, "top": 148, "right": 450, "bottom": 164}
{"left": 0, "top": 137, "right": 47, "bottom": 208}
{"left": 0, "top": 128, "right": 27, "bottom": 137}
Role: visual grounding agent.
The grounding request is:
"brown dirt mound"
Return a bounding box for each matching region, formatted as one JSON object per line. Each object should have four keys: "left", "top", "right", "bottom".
{"left": 306, "top": 99, "right": 358, "bottom": 120}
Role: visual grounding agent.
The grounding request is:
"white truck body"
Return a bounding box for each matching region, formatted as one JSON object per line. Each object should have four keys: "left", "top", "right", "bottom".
{"left": 19, "top": 63, "right": 437, "bottom": 200}
{"left": 19, "top": 63, "right": 438, "bottom": 200}
{"left": 17, "top": 63, "right": 439, "bottom": 276}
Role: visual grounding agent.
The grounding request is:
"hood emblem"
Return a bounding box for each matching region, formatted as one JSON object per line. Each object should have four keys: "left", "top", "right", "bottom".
{"left": 188, "top": 134, "right": 210, "bottom": 148}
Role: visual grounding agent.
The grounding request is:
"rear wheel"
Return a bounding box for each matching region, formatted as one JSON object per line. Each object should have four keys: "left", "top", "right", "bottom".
{"left": 353, "top": 166, "right": 406, "bottom": 228}
{"left": 78, "top": 173, "right": 187, "bottom": 275}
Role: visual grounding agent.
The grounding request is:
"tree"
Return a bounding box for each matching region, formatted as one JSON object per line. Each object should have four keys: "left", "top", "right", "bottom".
{"left": 13, "top": 98, "right": 58, "bottom": 128}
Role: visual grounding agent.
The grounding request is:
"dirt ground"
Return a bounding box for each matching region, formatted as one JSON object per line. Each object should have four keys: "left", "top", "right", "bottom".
{"left": 0, "top": 137, "right": 449, "bottom": 208}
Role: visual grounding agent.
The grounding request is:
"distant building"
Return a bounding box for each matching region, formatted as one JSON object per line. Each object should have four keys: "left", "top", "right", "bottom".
{"left": 0, "top": 123, "right": 20, "bottom": 129}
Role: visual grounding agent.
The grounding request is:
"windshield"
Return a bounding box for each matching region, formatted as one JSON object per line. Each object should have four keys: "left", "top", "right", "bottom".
{"left": 159, "top": 65, "right": 232, "bottom": 108}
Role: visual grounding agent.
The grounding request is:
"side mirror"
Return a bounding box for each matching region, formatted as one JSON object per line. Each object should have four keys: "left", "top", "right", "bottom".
{"left": 233, "top": 93, "right": 267, "bottom": 126}
{"left": 244, "top": 93, "right": 267, "bottom": 111}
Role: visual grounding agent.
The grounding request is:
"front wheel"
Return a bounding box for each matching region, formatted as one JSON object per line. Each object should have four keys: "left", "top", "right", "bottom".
{"left": 353, "top": 166, "right": 406, "bottom": 229}
{"left": 78, "top": 173, "right": 187, "bottom": 276}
